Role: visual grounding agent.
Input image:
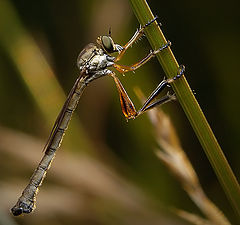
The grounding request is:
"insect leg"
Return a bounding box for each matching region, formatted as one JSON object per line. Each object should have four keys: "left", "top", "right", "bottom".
{"left": 110, "top": 65, "right": 185, "bottom": 120}
{"left": 136, "top": 65, "right": 185, "bottom": 116}
{"left": 114, "top": 41, "right": 171, "bottom": 73}
{"left": 115, "top": 16, "right": 159, "bottom": 62}
{"left": 110, "top": 72, "right": 138, "bottom": 120}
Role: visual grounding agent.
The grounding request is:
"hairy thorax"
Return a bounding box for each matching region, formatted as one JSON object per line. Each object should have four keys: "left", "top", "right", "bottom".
{"left": 77, "top": 43, "right": 115, "bottom": 73}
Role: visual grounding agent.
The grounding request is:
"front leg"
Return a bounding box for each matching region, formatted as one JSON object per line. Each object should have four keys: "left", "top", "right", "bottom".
{"left": 115, "top": 16, "right": 159, "bottom": 62}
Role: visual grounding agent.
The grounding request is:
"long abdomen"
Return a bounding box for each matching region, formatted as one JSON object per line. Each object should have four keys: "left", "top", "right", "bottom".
{"left": 11, "top": 76, "right": 87, "bottom": 216}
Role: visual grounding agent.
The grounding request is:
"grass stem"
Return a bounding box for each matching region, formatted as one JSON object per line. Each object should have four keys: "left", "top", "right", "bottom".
{"left": 129, "top": 0, "right": 240, "bottom": 217}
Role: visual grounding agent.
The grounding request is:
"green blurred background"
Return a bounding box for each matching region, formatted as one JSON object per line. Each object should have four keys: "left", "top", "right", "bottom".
{"left": 0, "top": 0, "right": 239, "bottom": 224}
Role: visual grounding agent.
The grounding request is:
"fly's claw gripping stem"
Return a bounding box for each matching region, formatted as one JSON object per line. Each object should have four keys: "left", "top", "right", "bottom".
{"left": 165, "top": 65, "right": 185, "bottom": 85}
{"left": 159, "top": 40, "right": 171, "bottom": 51}
{"left": 153, "top": 40, "right": 171, "bottom": 55}
{"left": 170, "top": 65, "right": 185, "bottom": 82}
{"left": 143, "top": 15, "right": 162, "bottom": 29}
{"left": 175, "top": 65, "right": 185, "bottom": 80}
{"left": 144, "top": 15, "right": 158, "bottom": 28}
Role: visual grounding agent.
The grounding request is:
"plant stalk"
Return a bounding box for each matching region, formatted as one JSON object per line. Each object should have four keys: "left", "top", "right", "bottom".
{"left": 128, "top": 0, "right": 240, "bottom": 217}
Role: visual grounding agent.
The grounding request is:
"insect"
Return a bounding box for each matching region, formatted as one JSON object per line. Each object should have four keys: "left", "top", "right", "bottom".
{"left": 11, "top": 16, "right": 184, "bottom": 216}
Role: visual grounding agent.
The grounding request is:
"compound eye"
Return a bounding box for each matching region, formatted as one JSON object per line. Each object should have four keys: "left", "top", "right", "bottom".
{"left": 102, "top": 36, "right": 114, "bottom": 52}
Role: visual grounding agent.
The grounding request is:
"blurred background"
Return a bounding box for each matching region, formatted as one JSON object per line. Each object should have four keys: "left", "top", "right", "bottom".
{"left": 0, "top": 0, "right": 239, "bottom": 224}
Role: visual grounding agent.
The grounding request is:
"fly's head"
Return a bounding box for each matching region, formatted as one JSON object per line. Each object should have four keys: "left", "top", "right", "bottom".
{"left": 77, "top": 35, "right": 123, "bottom": 82}
{"left": 97, "top": 35, "right": 123, "bottom": 54}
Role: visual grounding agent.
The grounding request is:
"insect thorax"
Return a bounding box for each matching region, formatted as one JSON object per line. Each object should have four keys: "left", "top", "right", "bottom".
{"left": 77, "top": 43, "right": 115, "bottom": 73}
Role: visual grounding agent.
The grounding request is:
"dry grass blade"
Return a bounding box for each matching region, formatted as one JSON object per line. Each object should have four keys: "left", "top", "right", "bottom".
{"left": 174, "top": 209, "right": 213, "bottom": 225}
{"left": 135, "top": 88, "right": 231, "bottom": 225}
{"left": 0, "top": 126, "right": 183, "bottom": 225}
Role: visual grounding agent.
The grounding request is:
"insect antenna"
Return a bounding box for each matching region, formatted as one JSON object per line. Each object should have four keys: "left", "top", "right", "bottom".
{"left": 108, "top": 27, "right": 112, "bottom": 37}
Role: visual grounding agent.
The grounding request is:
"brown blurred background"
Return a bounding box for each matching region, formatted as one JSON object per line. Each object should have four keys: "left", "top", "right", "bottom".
{"left": 0, "top": 0, "right": 239, "bottom": 224}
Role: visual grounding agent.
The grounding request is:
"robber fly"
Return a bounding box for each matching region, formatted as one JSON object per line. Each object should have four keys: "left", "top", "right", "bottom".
{"left": 11, "top": 16, "right": 185, "bottom": 216}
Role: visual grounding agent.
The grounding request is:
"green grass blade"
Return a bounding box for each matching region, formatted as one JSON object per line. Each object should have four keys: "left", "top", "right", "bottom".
{"left": 128, "top": 0, "right": 240, "bottom": 217}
